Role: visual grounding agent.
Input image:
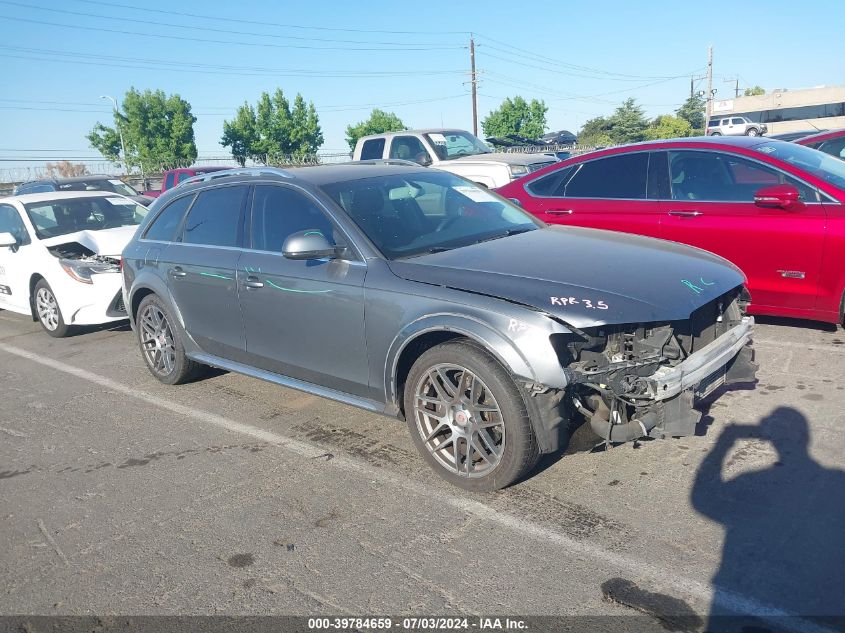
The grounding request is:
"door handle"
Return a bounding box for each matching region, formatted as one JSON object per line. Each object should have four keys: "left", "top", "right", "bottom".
{"left": 547, "top": 209, "right": 574, "bottom": 215}
{"left": 169, "top": 267, "right": 187, "bottom": 278}
{"left": 667, "top": 210, "right": 703, "bottom": 217}
{"left": 243, "top": 275, "right": 264, "bottom": 289}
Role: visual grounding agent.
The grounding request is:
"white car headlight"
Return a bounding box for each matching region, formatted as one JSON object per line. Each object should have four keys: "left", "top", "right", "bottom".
{"left": 59, "top": 258, "right": 119, "bottom": 284}
{"left": 509, "top": 164, "right": 529, "bottom": 178}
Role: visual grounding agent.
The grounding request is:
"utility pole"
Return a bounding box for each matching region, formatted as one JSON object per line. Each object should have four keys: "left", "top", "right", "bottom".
{"left": 470, "top": 36, "right": 478, "bottom": 136}
{"left": 704, "top": 45, "right": 714, "bottom": 128}
{"left": 724, "top": 76, "right": 740, "bottom": 98}
{"left": 100, "top": 95, "right": 128, "bottom": 174}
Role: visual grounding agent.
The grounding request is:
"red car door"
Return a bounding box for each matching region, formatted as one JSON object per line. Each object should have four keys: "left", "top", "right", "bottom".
{"left": 520, "top": 151, "right": 663, "bottom": 239}
{"left": 657, "top": 149, "right": 826, "bottom": 314}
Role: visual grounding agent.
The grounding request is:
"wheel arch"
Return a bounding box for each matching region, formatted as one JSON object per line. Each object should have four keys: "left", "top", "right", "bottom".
{"left": 385, "top": 314, "right": 538, "bottom": 418}
{"left": 27, "top": 273, "right": 45, "bottom": 321}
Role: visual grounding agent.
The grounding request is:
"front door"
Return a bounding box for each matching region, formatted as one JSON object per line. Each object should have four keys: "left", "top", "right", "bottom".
{"left": 163, "top": 184, "right": 249, "bottom": 360}
{"left": 0, "top": 203, "right": 34, "bottom": 312}
{"left": 658, "top": 149, "right": 826, "bottom": 312}
{"left": 237, "top": 184, "right": 369, "bottom": 398}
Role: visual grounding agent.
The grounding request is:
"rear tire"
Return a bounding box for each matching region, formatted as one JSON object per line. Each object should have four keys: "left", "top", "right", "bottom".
{"left": 136, "top": 294, "right": 203, "bottom": 385}
{"left": 34, "top": 279, "right": 71, "bottom": 338}
{"left": 404, "top": 340, "right": 539, "bottom": 491}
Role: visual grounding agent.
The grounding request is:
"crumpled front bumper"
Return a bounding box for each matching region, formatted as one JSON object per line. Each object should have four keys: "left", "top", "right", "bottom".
{"left": 649, "top": 316, "right": 756, "bottom": 401}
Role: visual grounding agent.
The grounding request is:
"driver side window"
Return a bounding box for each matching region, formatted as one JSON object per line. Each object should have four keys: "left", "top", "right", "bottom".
{"left": 0, "top": 204, "right": 30, "bottom": 246}
{"left": 389, "top": 136, "right": 431, "bottom": 165}
{"left": 249, "top": 185, "right": 338, "bottom": 253}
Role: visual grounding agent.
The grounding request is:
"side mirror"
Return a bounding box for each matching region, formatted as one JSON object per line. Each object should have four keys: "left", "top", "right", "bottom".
{"left": 0, "top": 232, "right": 18, "bottom": 249}
{"left": 282, "top": 230, "right": 337, "bottom": 260}
{"left": 416, "top": 153, "right": 433, "bottom": 167}
{"left": 754, "top": 184, "right": 802, "bottom": 210}
{"left": 508, "top": 198, "right": 523, "bottom": 207}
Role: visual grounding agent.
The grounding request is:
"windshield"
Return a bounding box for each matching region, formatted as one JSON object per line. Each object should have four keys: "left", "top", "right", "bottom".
{"left": 57, "top": 179, "right": 140, "bottom": 196}
{"left": 753, "top": 141, "right": 845, "bottom": 191}
{"left": 322, "top": 171, "right": 542, "bottom": 259}
{"left": 423, "top": 131, "right": 492, "bottom": 161}
{"left": 24, "top": 196, "right": 149, "bottom": 239}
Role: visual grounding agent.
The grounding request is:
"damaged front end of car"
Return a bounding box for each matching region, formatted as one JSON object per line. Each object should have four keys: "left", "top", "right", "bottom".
{"left": 554, "top": 286, "right": 757, "bottom": 443}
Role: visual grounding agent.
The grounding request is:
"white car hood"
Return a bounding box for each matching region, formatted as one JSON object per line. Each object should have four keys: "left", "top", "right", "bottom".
{"left": 39, "top": 225, "right": 138, "bottom": 257}
{"left": 449, "top": 152, "right": 555, "bottom": 166}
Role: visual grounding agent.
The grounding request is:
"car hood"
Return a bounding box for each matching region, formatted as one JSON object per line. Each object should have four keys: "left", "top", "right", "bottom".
{"left": 39, "top": 225, "right": 138, "bottom": 258}
{"left": 130, "top": 194, "right": 154, "bottom": 206}
{"left": 387, "top": 226, "right": 746, "bottom": 329}
{"left": 449, "top": 152, "right": 555, "bottom": 166}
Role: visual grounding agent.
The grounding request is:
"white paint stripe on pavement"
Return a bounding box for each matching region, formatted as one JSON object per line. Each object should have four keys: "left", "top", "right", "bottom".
{"left": 0, "top": 341, "right": 834, "bottom": 633}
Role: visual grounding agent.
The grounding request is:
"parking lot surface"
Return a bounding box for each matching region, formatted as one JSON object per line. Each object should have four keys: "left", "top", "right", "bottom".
{"left": 1, "top": 311, "right": 844, "bottom": 627}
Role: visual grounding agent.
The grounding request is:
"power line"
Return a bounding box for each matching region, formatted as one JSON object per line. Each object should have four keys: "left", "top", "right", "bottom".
{"left": 71, "top": 0, "right": 469, "bottom": 35}
{"left": 0, "top": 46, "right": 463, "bottom": 78}
{"left": 0, "top": 1, "right": 458, "bottom": 47}
{"left": 0, "top": 15, "right": 466, "bottom": 51}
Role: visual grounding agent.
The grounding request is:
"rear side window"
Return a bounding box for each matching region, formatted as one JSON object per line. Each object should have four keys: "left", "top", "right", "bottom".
{"left": 144, "top": 194, "right": 194, "bottom": 242}
{"left": 525, "top": 166, "right": 575, "bottom": 196}
{"left": 816, "top": 137, "right": 845, "bottom": 159}
{"left": 563, "top": 153, "right": 649, "bottom": 199}
{"left": 164, "top": 172, "right": 176, "bottom": 190}
{"left": 181, "top": 186, "right": 247, "bottom": 247}
{"left": 360, "top": 138, "right": 385, "bottom": 160}
{"left": 249, "top": 185, "right": 336, "bottom": 252}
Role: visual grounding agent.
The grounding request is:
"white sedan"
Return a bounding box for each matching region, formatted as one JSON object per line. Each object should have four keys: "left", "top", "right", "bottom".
{"left": 0, "top": 191, "right": 149, "bottom": 337}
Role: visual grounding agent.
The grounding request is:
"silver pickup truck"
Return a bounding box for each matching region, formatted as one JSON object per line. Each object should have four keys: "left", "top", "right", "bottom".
{"left": 353, "top": 128, "right": 557, "bottom": 188}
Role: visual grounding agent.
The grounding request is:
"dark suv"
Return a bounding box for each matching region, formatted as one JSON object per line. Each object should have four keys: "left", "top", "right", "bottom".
{"left": 122, "top": 166, "right": 755, "bottom": 490}
{"left": 15, "top": 175, "right": 153, "bottom": 206}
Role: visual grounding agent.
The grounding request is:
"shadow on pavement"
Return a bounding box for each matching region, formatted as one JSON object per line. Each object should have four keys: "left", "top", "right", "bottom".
{"left": 691, "top": 406, "right": 845, "bottom": 630}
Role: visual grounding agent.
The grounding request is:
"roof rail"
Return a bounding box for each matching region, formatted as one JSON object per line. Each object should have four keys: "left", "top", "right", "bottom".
{"left": 178, "top": 167, "right": 294, "bottom": 188}
{"left": 344, "top": 159, "right": 419, "bottom": 167}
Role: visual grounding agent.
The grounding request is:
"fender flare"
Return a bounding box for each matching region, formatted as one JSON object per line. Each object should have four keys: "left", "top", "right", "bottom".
{"left": 127, "top": 274, "right": 187, "bottom": 332}
{"left": 383, "top": 312, "right": 538, "bottom": 410}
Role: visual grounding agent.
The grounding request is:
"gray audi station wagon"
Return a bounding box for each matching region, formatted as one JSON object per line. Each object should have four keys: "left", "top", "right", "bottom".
{"left": 122, "top": 165, "right": 757, "bottom": 490}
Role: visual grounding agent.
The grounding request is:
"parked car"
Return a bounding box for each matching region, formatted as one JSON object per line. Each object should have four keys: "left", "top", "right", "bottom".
{"left": 497, "top": 136, "right": 845, "bottom": 325}
{"left": 15, "top": 175, "right": 153, "bottom": 206}
{"left": 706, "top": 116, "right": 767, "bottom": 137}
{"left": 123, "top": 166, "right": 756, "bottom": 491}
{"left": 769, "top": 130, "right": 826, "bottom": 142}
{"left": 0, "top": 191, "right": 149, "bottom": 336}
{"left": 142, "top": 166, "right": 230, "bottom": 198}
{"left": 540, "top": 130, "right": 578, "bottom": 146}
{"left": 352, "top": 128, "right": 557, "bottom": 188}
{"left": 796, "top": 129, "right": 845, "bottom": 161}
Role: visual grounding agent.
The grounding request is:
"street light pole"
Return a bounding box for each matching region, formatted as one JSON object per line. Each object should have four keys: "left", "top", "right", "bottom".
{"left": 100, "top": 95, "right": 128, "bottom": 173}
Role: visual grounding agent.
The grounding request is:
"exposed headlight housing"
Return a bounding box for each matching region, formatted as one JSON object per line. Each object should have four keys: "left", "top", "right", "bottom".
{"left": 59, "top": 258, "right": 119, "bottom": 284}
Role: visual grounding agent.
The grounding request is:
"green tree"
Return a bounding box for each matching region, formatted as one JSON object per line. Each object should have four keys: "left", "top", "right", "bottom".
{"left": 578, "top": 116, "right": 613, "bottom": 146}
{"left": 744, "top": 85, "right": 766, "bottom": 96}
{"left": 644, "top": 114, "right": 694, "bottom": 141}
{"left": 345, "top": 109, "right": 407, "bottom": 150}
{"left": 676, "top": 94, "right": 706, "bottom": 131}
{"left": 87, "top": 88, "right": 197, "bottom": 173}
{"left": 220, "top": 88, "right": 323, "bottom": 164}
{"left": 481, "top": 96, "right": 548, "bottom": 139}
{"left": 605, "top": 98, "right": 649, "bottom": 144}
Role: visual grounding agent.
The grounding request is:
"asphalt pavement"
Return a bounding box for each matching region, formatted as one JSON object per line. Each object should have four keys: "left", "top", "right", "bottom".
{"left": 1, "top": 310, "right": 843, "bottom": 630}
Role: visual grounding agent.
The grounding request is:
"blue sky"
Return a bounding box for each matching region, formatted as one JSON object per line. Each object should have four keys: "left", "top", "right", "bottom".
{"left": 1, "top": 0, "right": 843, "bottom": 170}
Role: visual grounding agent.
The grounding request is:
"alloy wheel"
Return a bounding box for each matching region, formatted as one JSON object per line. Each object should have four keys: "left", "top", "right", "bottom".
{"left": 413, "top": 363, "right": 505, "bottom": 478}
{"left": 139, "top": 305, "right": 176, "bottom": 376}
{"left": 35, "top": 287, "right": 59, "bottom": 331}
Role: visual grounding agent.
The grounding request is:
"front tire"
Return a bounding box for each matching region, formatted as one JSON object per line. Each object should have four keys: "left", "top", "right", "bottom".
{"left": 746, "top": 128, "right": 759, "bottom": 136}
{"left": 710, "top": 131, "right": 722, "bottom": 136}
{"left": 404, "top": 340, "right": 539, "bottom": 491}
{"left": 34, "top": 279, "right": 70, "bottom": 338}
{"left": 136, "top": 294, "right": 203, "bottom": 385}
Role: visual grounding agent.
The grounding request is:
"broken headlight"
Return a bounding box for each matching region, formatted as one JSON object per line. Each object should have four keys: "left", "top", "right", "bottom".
{"left": 59, "top": 258, "right": 119, "bottom": 284}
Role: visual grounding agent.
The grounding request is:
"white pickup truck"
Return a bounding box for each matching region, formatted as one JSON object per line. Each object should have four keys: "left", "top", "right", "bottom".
{"left": 352, "top": 128, "right": 557, "bottom": 188}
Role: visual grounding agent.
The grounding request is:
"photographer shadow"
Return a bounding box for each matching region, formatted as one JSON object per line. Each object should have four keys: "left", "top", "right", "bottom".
{"left": 691, "top": 407, "right": 845, "bottom": 631}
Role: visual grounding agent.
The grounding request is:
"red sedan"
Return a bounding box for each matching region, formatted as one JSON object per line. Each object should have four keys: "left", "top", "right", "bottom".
{"left": 496, "top": 136, "right": 845, "bottom": 324}
{"left": 797, "top": 128, "right": 845, "bottom": 161}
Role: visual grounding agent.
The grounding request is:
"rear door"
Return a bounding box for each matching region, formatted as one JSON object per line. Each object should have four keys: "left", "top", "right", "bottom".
{"left": 237, "top": 184, "right": 369, "bottom": 398}
{"left": 163, "top": 185, "right": 249, "bottom": 360}
{"left": 523, "top": 151, "right": 663, "bottom": 239}
{"left": 658, "top": 149, "right": 825, "bottom": 311}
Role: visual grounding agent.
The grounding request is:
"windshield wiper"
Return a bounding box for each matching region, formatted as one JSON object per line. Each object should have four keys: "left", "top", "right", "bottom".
{"left": 475, "top": 227, "right": 534, "bottom": 244}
